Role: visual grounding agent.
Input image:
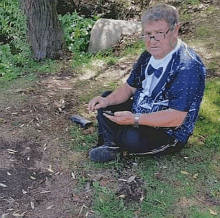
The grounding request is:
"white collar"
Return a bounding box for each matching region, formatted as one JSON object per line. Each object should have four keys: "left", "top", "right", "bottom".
{"left": 149, "top": 38, "right": 181, "bottom": 69}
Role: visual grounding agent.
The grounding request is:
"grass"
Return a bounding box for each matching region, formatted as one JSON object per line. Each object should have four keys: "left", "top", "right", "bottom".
{"left": 78, "top": 120, "right": 220, "bottom": 217}
{"left": 69, "top": 124, "right": 98, "bottom": 152}
{"left": 69, "top": 78, "right": 220, "bottom": 217}
{"left": 194, "top": 78, "right": 220, "bottom": 139}
{"left": 93, "top": 181, "right": 137, "bottom": 218}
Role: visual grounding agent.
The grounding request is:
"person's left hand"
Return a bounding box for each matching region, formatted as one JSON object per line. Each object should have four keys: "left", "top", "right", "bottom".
{"left": 104, "top": 111, "right": 135, "bottom": 125}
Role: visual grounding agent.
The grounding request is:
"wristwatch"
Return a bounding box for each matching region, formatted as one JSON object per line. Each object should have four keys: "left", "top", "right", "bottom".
{"left": 134, "top": 114, "right": 141, "bottom": 128}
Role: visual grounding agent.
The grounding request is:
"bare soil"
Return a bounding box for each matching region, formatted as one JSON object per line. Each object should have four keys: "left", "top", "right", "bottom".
{"left": 0, "top": 50, "right": 140, "bottom": 217}
{"left": 0, "top": 70, "right": 82, "bottom": 217}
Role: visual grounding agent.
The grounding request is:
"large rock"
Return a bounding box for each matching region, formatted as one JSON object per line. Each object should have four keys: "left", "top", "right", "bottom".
{"left": 88, "top": 18, "right": 142, "bottom": 53}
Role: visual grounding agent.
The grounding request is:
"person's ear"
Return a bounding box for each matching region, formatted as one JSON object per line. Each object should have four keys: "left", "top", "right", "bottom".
{"left": 173, "top": 23, "right": 180, "bottom": 36}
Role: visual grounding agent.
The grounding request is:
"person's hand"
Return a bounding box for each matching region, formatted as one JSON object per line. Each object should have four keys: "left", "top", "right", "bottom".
{"left": 88, "top": 96, "right": 109, "bottom": 111}
{"left": 104, "top": 111, "right": 135, "bottom": 125}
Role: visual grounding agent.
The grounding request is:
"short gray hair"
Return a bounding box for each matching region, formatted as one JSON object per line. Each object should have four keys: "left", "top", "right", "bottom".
{"left": 141, "top": 4, "right": 178, "bottom": 30}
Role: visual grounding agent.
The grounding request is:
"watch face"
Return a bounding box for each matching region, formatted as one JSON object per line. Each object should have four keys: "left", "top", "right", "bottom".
{"left": 103, "top": 110, "right": 114, "bottom": 116}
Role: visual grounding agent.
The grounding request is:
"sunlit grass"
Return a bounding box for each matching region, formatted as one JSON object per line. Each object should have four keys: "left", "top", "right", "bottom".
{"left": 69, "top": 124, "right": 97, "bottom": 152}
{"left": 193, "top": 79, "right": 220, "bottom": 140}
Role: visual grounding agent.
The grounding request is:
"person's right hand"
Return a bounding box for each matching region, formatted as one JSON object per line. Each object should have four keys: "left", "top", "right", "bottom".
{"left": 88, "top": 96, "right": 109, "bottom": 111}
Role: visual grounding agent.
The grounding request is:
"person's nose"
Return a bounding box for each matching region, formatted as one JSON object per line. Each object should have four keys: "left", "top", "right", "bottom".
{"left": 148, "top": 37, "right": 158, "bottom": 45}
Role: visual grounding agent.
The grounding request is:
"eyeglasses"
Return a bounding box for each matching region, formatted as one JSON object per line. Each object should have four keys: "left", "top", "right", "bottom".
{"left": 141, "top": 29, "right": 170, "bottom": 41}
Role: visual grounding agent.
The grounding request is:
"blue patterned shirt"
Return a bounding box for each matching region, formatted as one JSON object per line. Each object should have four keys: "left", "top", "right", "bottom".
{"left": 127, "top": 41, "right": 206, "bottom": 143}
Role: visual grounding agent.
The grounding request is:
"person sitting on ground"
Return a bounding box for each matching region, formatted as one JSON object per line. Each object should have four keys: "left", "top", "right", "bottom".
{"left": 88, "top": 3, "right": 206, "bottom": 162}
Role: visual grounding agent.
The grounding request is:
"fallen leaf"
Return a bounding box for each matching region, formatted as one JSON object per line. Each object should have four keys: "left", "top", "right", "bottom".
{"left": 71, "top": 172, "right": 76, "bottom": 179}
{"left": 40, "top": 190, "right": 51, "bottom": 194}
{"left": 118, "top": 194, "right": 126, "bottom": 198}
{"left": 30, "top": 176, "right": 36, "bottom": 180}
{"left": 7, "top": 149, "right": 18, "bottom": 154}
{"left": 31, "top": 201, "right": 34, "bottom": 209}
{"left": 209, "top": 208, "right": 218, "bottom": 216}
{"left": 0, "top": 118, "right": 6, "bottom": 123}
{"left": 140, "top": 195, "right": 144, "bottom": 202}
{"left": 43, "top": 143, "right": 47, "bottom": 150}
{"left": 192, "top": 173, "right": 199, "bottom": 180}
{"left": 118, "top": 178, "right": 127, "bottom": 182}
{"left": 22, "top": 189, "right": 28, "bottom": 194}
{"left": 181, "top": 171, "right": 190, "bottom": 175}
{"left": 127, "top": 175, "right": 136, "bottom": 183}
{"left": 47, "top": 205, "right": 54, "bottom": 210}
{"left": 47, "top": 165, "right": 54, "bottom": 173}
{"left": 12, "top": 211, "right": 26, "bottom": 217}
{"left": 0, "top": 183, "right": 7, "bottom": 188}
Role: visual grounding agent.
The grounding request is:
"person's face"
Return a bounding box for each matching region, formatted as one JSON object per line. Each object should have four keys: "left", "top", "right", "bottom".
{"left": 142, "top": 20, "right": 179, "bottom": 59}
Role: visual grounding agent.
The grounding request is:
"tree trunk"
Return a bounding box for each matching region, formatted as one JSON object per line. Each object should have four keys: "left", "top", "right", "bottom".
{"left": 21, "top": 0, "right": 64, "bottom": 61}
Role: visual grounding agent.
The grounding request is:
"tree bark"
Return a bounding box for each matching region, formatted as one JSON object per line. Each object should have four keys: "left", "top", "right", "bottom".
{"left": 21, "top": 0, "right": 64, "bottom": 61}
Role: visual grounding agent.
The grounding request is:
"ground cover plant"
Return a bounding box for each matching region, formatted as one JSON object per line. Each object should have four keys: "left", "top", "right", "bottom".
{"left": 59, "top": 12, "right": 96, "bottom": 53}
{"left": 0, "top": 0, "right": 30, "bottom": 80}
{"left": 0, "top": 0, "right": 219, "bottom": 217}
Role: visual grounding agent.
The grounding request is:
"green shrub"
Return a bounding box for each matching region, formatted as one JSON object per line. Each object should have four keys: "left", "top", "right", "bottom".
{"left": 0, "top": 0, "right": 31, "bottom": 80}
{"left": 59, "top": 12, "right": 95, "bottom": 52}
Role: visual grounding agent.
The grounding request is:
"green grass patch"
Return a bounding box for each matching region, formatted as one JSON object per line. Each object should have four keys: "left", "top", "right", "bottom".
{"left": 92, "top": 181, "right": 137, "bottom": 218}
{"left": 196, "top": 26, "right": 211, "bottom": 38}
{"left": 193, "top": 78, "right": 220, "bottom": 139}
{"left": 69, "top": 124, "right": 98, "bottom": 152}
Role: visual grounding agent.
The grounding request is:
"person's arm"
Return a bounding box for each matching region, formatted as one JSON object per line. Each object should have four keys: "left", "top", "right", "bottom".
{"left": 138, "top": 109, "right": 187, "bottom": 127}
{"left": 88, "top": 82, "right": 136, "bottom": 111}
{"left": 105, "top": 108, "right": 187, "bottom": 127}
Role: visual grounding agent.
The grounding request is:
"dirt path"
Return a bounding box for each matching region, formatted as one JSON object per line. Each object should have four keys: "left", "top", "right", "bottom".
{"left": 0, "top": 51, "right": 138, "bottom": 217}
{"left": 0, "top": 71, "right": 80, "bottom": 217}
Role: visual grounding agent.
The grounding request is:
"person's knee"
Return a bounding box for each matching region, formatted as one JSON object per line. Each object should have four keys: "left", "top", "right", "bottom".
{"left": 119, "top": 128, "right": 141, "bottom": 152}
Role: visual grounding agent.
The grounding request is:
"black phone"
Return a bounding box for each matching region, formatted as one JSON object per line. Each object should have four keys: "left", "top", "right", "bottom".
{"left": 103, "top": 110, "right": 114, "bottom": 116}
{"left": 69, "top": 114, "right": 92, "bottom": 129}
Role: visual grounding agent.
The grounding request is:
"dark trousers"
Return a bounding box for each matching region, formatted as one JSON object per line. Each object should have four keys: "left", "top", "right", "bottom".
{"left": 97, "top": 91, "right": 186, "bottom": 156}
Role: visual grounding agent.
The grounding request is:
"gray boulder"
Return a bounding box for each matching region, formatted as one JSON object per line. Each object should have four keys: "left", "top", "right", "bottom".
{"left": 88, "top": 19, "right": 142, "bottom": 53}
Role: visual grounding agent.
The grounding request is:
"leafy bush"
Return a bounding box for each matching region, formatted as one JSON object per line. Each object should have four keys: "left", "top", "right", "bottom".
{"left": 0, "top": 0, "right": 31, "bottom": 80}
{"left": 59, "top": 12, "right": 95, "bottom": 52}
